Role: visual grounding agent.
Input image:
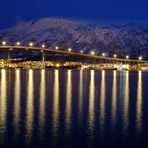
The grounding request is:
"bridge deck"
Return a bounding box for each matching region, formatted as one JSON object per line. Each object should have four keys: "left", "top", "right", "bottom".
{"left": 0, "top": 46, "right": 147, "bottom": 64}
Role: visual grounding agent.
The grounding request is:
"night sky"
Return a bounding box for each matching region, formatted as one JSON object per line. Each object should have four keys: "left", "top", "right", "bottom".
{"left": 0, "top": 0, "right": 148, "bottom": 29}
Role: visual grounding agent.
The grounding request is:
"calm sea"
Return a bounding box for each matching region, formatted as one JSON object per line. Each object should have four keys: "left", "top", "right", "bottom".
{"left": 0, "top": 69, "right": 148, "bottom": 148}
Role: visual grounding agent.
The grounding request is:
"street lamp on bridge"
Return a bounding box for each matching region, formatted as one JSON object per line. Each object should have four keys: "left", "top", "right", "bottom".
{"left": 68, "top": 48, "right": 72, "bottom": 52}
{"left": 16, "top": 42, "right": 21, "bottom": 46}
{"left": 102, "top": 53, "right": 106, "bottom": 56}
{"left": 29, "top": 42, "right": 34, "bottom": 47}
{"left": 42, "top": 44, "right": 46, "bottom": 48}
{"left": 113, "top": 54, "right": 117, "bottom": 58}
{"left": 91, "top": 51, "right": 95, "bottom": 55}
{"left": 126, "top": 55, "right": 129, "bottom": 59}
{"left": 139, "top": 56, "right": 143, "bottom": 60}
{"left": 2, "top": 41, "right": 7, "bottom": 46}
{"left": 55, "top": 46, "right": 59, "bottom": 50}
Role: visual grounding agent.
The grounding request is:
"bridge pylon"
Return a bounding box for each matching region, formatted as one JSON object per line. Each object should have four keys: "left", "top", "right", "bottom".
{"left": 41, "top": 51, "right": 45, "bottom": 69}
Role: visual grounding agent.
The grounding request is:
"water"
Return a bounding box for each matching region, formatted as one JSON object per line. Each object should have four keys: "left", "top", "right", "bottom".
{"left": 0, "top": 69, "right": 148, "bottom": 148}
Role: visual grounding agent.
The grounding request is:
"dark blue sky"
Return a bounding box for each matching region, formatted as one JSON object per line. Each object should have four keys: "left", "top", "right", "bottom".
{"left": 0, "top": 0, "right": 148, "bottom": 29}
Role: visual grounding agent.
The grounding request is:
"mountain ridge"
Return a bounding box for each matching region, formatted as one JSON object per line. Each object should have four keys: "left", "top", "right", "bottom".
{"left": 0, "top": 17, "right": 148, "bottom": 57}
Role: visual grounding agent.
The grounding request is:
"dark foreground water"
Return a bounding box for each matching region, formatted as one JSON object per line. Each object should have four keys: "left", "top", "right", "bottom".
{"left": 0, "top": 69, "right": 148, "bottom": 148}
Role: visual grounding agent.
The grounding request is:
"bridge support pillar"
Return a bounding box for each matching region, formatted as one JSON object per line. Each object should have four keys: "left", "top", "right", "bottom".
{"left": 7, "top": 50, "right": 10, "bottom": 60}
{"left": 41, "top": 51, "right": 45, "bottom": 69}
{"left": 6, "top": 49, "right": 11, "bottom": 68}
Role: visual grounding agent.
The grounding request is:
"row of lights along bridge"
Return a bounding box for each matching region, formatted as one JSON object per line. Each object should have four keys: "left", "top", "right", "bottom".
{"left": 1, "top": 41, "right": 143, "bottom": 61}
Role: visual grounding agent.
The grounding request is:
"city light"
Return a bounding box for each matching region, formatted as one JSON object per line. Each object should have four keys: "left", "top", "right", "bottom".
{"left": 139, "top": 56, "right": 143, "bottom": 60}
{"left": 102, "top": 53, "right": 106, "bottom": 56}
{"left": 91, "top": 51, "right": 95, "bottom": 55}
{"left": 29, "top": 42, "right": 34, "bottom": 47}
{"left": 113, "top": 54, "right": 117, "bottom": 58}
{"left": 42, "top": 44, "right": 45, "bottom": 48}
{"left": 126, "top": 55, "right": 129, "bottom": 59}
{"left": 16, "top": 42, "right": 21, "bottom": 46}
{"left": 2, "top": 41, "right": 7, "bottom": 46}
{"left": 55, "top": 46, "right": 59, "bottom": 50}
{"left": 55, "top": 63, "right": 60, "bottom": 68}
{"left": 80, "top": 50, "right": 83, "bottom": 53}
{"left": 68, "top": 48, "right": 72, "bottom": 52}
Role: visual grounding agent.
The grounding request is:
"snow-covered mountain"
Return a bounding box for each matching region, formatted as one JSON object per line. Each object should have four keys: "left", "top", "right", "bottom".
{"left": 0, "top": 17, "right": 148, "bottom": 57}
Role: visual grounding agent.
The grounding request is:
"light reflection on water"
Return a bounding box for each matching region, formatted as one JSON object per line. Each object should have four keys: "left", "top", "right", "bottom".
{"left": 52, "top": 70, "right": 59, "bottom": 137}
{"left": 88, "top": 70, "right": 95, "bottom": 138}
{"left": 65, "top": 70, "right": 72, "bottom": 135}
{"left": 39, "top": 69, "right": 46, "bottom": 137}
{"left": 99, "top": 70, "right": 106, "bottom": 135}
{"left": 78, "top": 70, "right": 83, "bottom": 124}
{"left": 111, "top": 70, "right": 117, "bottom": 128}
{"left": 26, "top": 69, "right": 34, "bottom": 143}
{"left": 13, "top": 69, "right": 21, "bottom": 138}
{"left": 123, "top": 71, "right": 129, "bottom": 134}
{"left": 136, "top": 71, "right": 143, "bottom": 133}
{"left": 0, "top": 69, "right": 147, "bottom": 147}
{"left": 0, "top": 69, "right": 7, "bottom": 143}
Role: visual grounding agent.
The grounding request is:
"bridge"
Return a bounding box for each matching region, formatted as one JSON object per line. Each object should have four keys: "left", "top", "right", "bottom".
{"left": 0, "top": 45, "right": 147, "bottom": 69}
